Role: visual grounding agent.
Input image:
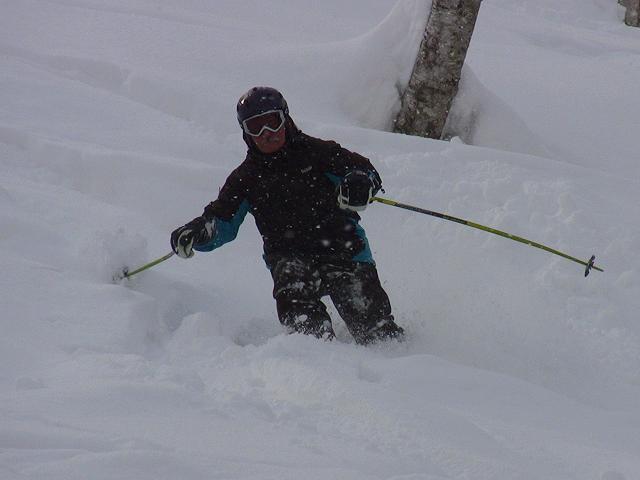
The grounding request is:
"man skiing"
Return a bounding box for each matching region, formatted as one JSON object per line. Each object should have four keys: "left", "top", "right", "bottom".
{"left": 170, "top": 86, "right": 404, "bottom": 344}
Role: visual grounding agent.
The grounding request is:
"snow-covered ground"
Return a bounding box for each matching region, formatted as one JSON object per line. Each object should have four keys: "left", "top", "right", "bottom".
{"left": 1, "top": 0, "right": 639, "bottom": 478}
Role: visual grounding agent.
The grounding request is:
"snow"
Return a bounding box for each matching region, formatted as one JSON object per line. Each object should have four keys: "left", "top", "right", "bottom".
{"left": 1, "top": 0, "right": 639, "bottom": 479}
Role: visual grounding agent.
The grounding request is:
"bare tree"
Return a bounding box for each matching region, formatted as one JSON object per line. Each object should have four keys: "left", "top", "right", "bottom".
{"left": 619, "top": 0, "right": 640, "bottom": 26}
{"left": 625, "top": 0, "right": 640, "bottom": 26}
{"left": 394, "top": 0, "right": 482, "bottom": 139}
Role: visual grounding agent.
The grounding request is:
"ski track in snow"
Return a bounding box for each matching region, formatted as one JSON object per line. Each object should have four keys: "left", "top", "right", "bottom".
{"left": 1, "top": 0, "right": 639, "bottom": 479}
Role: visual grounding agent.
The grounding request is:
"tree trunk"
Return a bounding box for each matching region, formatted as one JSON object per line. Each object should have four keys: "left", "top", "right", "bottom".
{"left": 625, "top": 0, "right": 640, "bottom": 26}
{"left": 394, "top": 0, "right": 482, "bottom": 139}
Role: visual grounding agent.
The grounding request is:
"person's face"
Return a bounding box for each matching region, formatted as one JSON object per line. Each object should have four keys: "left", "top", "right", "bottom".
{"left": 252, "top": 123, "right": 286, "bottom": 154}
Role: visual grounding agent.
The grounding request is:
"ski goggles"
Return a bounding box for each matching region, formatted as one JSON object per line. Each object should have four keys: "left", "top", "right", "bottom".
{"left": 241, "top": 110, "right": 286, "bottom": 137}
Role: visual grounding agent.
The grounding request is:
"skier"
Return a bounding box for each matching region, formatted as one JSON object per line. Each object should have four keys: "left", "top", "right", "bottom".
{"left": 170, "top": 86, "right": 404, "bottom": 344}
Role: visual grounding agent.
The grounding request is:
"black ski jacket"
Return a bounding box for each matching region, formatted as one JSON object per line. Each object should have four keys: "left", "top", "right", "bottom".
{"left": 195, "top": 123, "right": 381, "bottom": 265}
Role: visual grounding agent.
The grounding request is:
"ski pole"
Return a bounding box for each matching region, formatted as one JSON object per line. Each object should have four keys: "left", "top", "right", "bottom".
{"left": 113, "top": 252, "right": 175, "bottom": 282}
{"left": 372, "top": 196, "right": 603, "bottom": 277}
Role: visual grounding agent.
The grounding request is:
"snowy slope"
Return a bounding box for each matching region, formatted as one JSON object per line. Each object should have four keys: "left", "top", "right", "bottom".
{"left": 1, "top": 0, "right": 639, "bottom": 479}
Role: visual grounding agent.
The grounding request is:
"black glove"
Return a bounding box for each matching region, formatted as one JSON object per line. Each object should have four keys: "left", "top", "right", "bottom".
{"left": 337, "top": 170, "right": 382, "bottom": 212}
{"left": 170, "top": 216, "right": 214, "bottom": 259}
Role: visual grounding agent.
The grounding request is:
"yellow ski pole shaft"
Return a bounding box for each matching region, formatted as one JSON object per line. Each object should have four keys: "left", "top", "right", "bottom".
{"left": 114, "top": 252, "right": 175, "bottom": 281}
{"left": 372, "top": 197, "right": 603, "bottom": 277}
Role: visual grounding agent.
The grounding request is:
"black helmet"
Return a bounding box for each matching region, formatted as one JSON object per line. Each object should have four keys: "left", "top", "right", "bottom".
{"left": 237, "top": 86, "right": 289, "bottom": 125}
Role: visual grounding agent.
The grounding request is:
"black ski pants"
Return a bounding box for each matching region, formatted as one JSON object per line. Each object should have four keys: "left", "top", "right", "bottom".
{"left": 267, "top": 254, "right": 402, "bottom": 344}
